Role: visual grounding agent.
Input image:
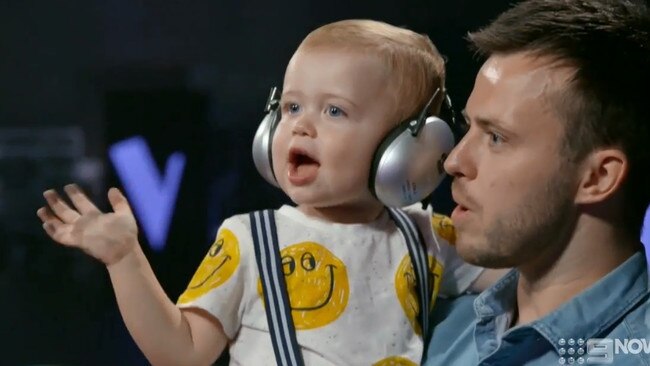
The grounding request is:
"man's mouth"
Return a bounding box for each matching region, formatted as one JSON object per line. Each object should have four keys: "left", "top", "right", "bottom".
{"left": 451, "top": 182, "right": 477, "bottom": 211}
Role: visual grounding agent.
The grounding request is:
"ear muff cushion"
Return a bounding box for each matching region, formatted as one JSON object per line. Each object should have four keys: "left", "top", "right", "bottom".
{"left": 252, "top": 106, "right": 281, "bottom": 187}
{"left": 368, "top": 121, "right": 411, "bottom": 198}
{"left": 266, "top": 108, "right": 280, "bottom": 181}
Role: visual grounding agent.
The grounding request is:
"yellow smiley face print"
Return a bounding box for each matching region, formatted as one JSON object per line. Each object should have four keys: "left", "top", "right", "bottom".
{"left": 394, "top": 254, "right": 443, "bottom": 335}
{"left": 373, "top": 356, "right": 417, "bottom": 366}
{"left": 431, "top": 213, "right": 456, "bottom": 245}
{"left": 178, "top": 228, "right": 240, "bottom": 304}
{"left": 257, "top": 242, "right": 349, "bottom": 330}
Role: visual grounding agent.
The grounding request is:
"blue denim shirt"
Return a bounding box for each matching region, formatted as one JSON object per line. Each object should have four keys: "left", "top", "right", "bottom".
{"left": 424, "top": 251, "right": 650, "bottom": 366}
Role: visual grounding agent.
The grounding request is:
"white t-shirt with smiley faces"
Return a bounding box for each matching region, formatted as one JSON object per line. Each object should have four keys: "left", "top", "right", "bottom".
{"left": 176, "top": 204, "right": 483, "bottom": 366}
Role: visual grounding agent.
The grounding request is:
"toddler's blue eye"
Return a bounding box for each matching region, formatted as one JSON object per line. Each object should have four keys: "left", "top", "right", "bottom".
{"left": 288, "top": 103, "right": 301, "bottom": 114}
{"left": 327, "top": 106, "right": 345, "bottom": 117}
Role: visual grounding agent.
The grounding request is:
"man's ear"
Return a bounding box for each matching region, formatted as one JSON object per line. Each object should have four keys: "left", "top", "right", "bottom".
{"left": 574, "top": 148, "right": 628, "bottom": 205}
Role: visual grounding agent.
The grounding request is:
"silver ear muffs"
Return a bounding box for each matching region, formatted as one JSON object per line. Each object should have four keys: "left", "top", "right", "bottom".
{"left": 252, "top": 87, "right": 281, "bottom": 187}
{"left": 252, "top": 86, "right": 458, "bottom": 208}
{"left": 368, "top": 88, "right": 456, "bottom": 207}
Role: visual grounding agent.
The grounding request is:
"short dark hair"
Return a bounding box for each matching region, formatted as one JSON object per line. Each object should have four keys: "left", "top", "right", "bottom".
{"left": 468, "top": 0, "right": 650, "bottom": 239}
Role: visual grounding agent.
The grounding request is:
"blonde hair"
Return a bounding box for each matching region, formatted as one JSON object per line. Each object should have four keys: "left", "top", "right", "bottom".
{"left": 298, "top": 19, "right": 446, "bottom": 123}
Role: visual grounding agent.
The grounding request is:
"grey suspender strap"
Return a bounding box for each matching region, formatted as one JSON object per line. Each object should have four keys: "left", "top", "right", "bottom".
{"left": 250, "top": 208, "right": 429, "bottom": 366}
{"left": 250, "top": 209, "right": 305, "bottom": 366}
{"left": 387, "top": 207, "right": 431, "bottom": 339}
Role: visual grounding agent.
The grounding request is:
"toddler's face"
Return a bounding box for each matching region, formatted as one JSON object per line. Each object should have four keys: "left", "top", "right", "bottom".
{"left": 272, "top": 47, "right": 397, "bottom": 211}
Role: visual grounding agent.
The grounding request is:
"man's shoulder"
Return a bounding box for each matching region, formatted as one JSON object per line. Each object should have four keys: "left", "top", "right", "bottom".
{"left": 430, "top": 294, "right": 477, "bottom": 328}
{"left": 425, "top": 294, "right": 479, "bottom": 366}
{"left": 615, "top": 291, "right": 650, "bottom": 339}
{"left": 589, "top": 292, "right": 650, "bottom": 365}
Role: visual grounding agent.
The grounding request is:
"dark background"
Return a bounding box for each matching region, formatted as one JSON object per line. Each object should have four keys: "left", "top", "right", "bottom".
{"left": 1, "top": 1, "right": 647, "bottom": 365}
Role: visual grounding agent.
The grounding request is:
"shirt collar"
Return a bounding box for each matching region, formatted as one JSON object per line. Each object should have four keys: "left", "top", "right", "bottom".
{"left": 473, "top": 251, "right": 649, "bottom": 352}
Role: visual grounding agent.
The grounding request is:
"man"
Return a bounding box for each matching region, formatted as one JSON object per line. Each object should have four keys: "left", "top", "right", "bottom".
{"left": 425, "top": 0, "right": 650, "bottom": 365}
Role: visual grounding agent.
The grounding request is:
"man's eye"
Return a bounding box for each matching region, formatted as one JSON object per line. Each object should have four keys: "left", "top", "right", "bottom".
{"left": 488, "top": 131, "right": 505, "bottom": 145}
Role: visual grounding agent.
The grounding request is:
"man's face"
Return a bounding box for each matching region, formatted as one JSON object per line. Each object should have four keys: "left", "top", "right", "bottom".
{"left": 444, "top": 52, "right": 579, "bottom": 268}
{"left": 271, "top": 48, "right": 396, "bottom": 210}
